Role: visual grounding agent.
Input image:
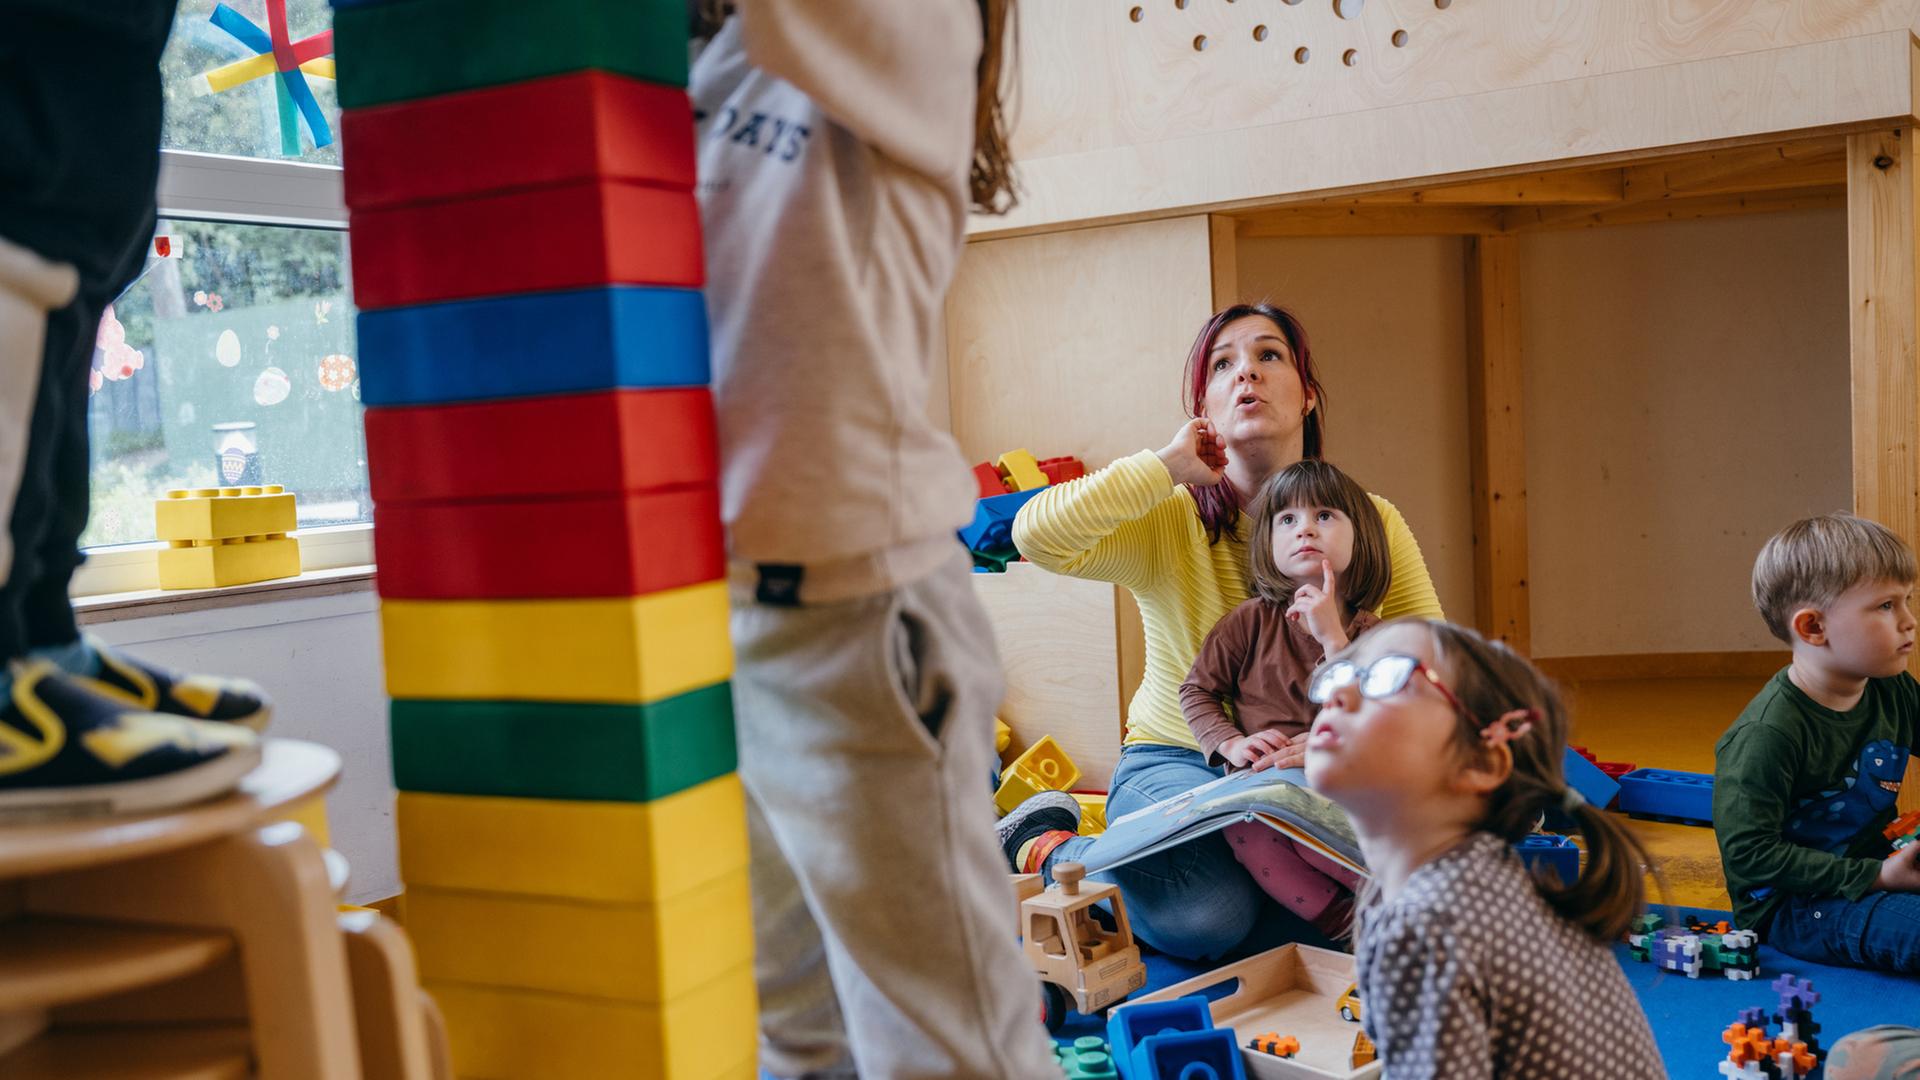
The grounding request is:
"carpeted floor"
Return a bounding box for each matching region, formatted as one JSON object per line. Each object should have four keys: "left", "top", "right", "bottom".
{"left": 1056, "top": 908, "right": 1919, "bottom": 1076}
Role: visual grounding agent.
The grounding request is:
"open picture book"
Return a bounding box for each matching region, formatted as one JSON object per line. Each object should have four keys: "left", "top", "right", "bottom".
{"left": 1077, "top": 766, "right": 1368, "bottom": 880}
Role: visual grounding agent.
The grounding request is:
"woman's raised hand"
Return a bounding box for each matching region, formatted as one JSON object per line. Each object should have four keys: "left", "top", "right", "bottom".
{"left": 1157, "top": 417, "right": 1229, "bottom": 489}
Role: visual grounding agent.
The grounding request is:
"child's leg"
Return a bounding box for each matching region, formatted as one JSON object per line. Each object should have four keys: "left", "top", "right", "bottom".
{"left": 1766, "top": 892, "right": 1920, "bottom": 972}
{"left": 1222, "top": 824, "right": 1356, "bottom": 938}
{"left": 731, "top": 557, "right": 1057, "bottom": 1079}
{"left": 742, "top": 787, "right": 854, "bottom": 1079}
{"left": 1825, "top": 1025, "right": 1920, "bottom": 1080}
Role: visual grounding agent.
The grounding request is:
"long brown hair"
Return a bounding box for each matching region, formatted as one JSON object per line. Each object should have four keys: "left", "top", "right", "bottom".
{"left": 1248, "top": 460, "right": 1390, "bottom": 614}
{"left": 1401, "top": 620, "right": 1658, "bottom": 943}
{"left": 972, "top": 0, "right": 1020, "bottom": 214}
{"left": 1181, "top": 303, "right": 1327, "bottom": 544}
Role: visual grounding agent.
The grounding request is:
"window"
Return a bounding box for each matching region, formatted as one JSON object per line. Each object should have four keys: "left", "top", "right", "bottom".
{"left": 83, "top": 219, "right": 364, "bottom": 550}
{"left": 161, "top": 0, "right": 342, "bottom": 165}
{"left": 74, "top": 0, "right": 361, "bottom": 595}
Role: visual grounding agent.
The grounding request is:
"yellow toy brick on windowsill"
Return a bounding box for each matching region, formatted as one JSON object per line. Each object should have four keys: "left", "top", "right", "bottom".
{"left": 154, "top": 485, "right": 301, "bottom": 589}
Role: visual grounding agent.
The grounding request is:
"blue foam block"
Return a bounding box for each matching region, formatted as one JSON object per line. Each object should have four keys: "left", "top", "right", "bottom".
{"left": 1107, "top": 996, "right": 1211, "bottom": 1080}
{"left": 1616, "top": 767, "right": 1714, "bottom": 825}
{"left": 1545, "top": 745, "right": 1624, "bottom": 830}
{"left": 1514, "top": 832, "right": 1580, "bottom": 883}
{"left": 959, "top": 487, "right": 1044, "bottom": 555}
{"left": 357, "top": 286, "right": 709, "bottom": 407}
{"left": 1136, "top": 1029, "right": 1247, "bottom": 1080}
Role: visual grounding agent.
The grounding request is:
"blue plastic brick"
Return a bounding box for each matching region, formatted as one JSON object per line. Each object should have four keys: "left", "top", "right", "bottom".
{"left": 1136, "top": 1029, "right": 1247, "bottom": 1080}
{"left": 1108, "top": 996, "right": 1212, "bottom": 1080}
{"left": 1514, "top": 832, "right": 1579, "bottom": 883}
{"left": 357, "top": 286, "right": 708, "bottom": 407}
{"left": 1544, "top": 746, "right": 1623, "bottom": 831}
{"left": 959, "top": 487, "right": 1043, "bottom": 555}
{"left": 1616, "top": 767, "right": 1714, "bottom": 825}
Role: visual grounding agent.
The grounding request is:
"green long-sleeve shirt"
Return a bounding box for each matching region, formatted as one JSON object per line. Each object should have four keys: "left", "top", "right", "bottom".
{"left": 1713, "top": 668, "right": 1916, "bottom": 932}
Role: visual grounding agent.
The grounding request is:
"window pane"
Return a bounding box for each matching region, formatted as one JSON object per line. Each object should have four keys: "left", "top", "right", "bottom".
{"left": 85, "top": 219, "right": 365, "bottom": 549}
{"left": 160, "top": 0, "right": 340, "bottom": 164}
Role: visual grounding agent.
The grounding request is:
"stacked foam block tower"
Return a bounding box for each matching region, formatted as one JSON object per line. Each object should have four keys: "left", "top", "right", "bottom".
{"left": 332, "top": 1, "right": 756, "bottom": 1076}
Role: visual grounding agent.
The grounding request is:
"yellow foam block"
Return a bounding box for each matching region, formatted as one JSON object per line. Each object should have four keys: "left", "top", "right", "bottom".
{"left": 396, "top": 776, "right": 747, "bottom": 904}
{"left": 428, "top": 962, "right": 758, "bottom": 1079}
{"left": 994, "top": 735, "right": 1081, "bottom": 816}
{"left": 408, "top": 869, "right": 751, "bottom": 1003}
{"left": 157, "top": 535, "right": 301, "bottom": 589}
{"left": 381, "top": 582, "right": 731, "bottom": 704}
{"left": 996, "top": 448, "right": 1049, "bottom": 492}
{"left": 155, "top": 485, "right": 297, "bottom": 541}
{"left": 1072, "top": 792, "right": 1107, "bottom": 836}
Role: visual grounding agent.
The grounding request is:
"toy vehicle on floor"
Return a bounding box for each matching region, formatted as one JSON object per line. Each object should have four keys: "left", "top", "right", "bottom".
{"left": 1336, "top": 982, "right": 1363, "bottom": 1022}
{"left": 1015, "top": 861, "right": 1148, "bottom": 1032}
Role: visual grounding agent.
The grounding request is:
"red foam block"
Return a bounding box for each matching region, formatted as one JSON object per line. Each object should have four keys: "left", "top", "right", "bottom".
{"left": 349, "top": 180, "right": 702, "bottom": 310}
{"left": 373, "top": 485, "right": 724, "bottom": 600}
{"left": 364, "top": 388, "right": 718, "bottom": 504}
{"left": 342, "top": 72, "right": 695, "bottom": 211}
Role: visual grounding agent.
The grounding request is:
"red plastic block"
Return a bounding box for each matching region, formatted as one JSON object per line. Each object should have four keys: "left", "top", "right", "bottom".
{"left": 349, "top": 180, "right": 702, "bottom": 310}
{"left": 1038, "top": 456, "right": 1086, "bottom": 484}
{"left": 343, "top": 72, "right": 695, "bottom": 211}
{"left": 365, "top": 389, "right": 717, "bottom": 504}
{"left": 973, "top": 462, "right": 1010, "bottom": 499}
{"left": 374, "top": 486, "right": 723, "bottom": 599}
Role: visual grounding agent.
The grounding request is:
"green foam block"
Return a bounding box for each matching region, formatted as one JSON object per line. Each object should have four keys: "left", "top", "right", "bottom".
{"left": 335, "top": 0, "right": 686, "bottom": 110}
{"left": 390, "top": 683, "right": 736, "bottom": 803}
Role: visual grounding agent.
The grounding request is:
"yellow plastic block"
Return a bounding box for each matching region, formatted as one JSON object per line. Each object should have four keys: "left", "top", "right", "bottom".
{"left": 381, "top": 582, "right": 731, "bottom": 704}
{"left": 994, "top": 735, "right": 1081, "bottom": 816}
{"left": 1072, "top": 792, "right": 1107, "bottom": 836}
{"left": 408, "top": 869, "right": 752, "bottom": 1003}
{"left": 428, "top": 963, "right": 757, "bottom": 1080}
{"left": 396, "top": 775, "right": 747, "bottom": 904}
{"left": 996, "top": 448, "right": 1049, "bottom": 492}
{"left": 276, "top": 796, "right": 331, "bottom": 848}
{"left": 155, "top": 485, "right": 297, "bottom": 541}
{"left": 156, "top": 535, "right": 301, "bottom": 589}
{"left": 994, "top": 717, "right": 1012, "bottom": 756}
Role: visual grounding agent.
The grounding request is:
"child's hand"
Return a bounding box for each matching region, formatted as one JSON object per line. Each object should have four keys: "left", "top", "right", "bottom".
{"left": 1287, "top": 560, "right": 1349, "bottom": 652}
{"left": 1878, "top": 844, "right": 1920, "bottom": 891}
{"left": 1246, "top": 731, "right": 1311, "bottom": 773}
{"left": 1157, "top": 417, "right": 1229, "bottom": 489}
{"left": 1222, "top": 729, "right": 1293, "bottom": 770}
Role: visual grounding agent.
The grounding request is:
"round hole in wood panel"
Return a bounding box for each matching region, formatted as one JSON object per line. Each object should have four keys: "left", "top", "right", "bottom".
{"left": 1392, "top": 28, "right": 1408, "bottom": 46}
{"left": 1435, "top": 0, "right": 1451, "bottom": 7}
{"left": 1130, "top": 5, "right": 1143, "bottom": 21}
{"left": 1193, "top": 34, "right": 1208, "bottom": 50}
{"left": 1174, "top": 0, "right": 1188, "bottom": 9}
{"left": 1294, "top": 46, "right": 1310, "bottom": 63}
{"left": 1335, "top": 0, "right": 1363, "bottom": 17}
{"left": 1283, "top": 0, "right": 1302, "bottom": 5}
{"left": 1253, "top": 24, "right": 1268, "bottom": 41}
{"left": 1343, "top": 48, "right": 1358, "bottom": 65}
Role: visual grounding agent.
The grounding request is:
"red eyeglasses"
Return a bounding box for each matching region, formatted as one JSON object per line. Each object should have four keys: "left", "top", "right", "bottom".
{"left": 1307, "top": 653, "right": 1467, "bottom": 714}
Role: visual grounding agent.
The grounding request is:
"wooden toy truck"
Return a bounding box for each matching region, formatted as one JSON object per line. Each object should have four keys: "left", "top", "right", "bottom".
{"left": 1014, "top": 862, "right": 1147, "bottom": 1031}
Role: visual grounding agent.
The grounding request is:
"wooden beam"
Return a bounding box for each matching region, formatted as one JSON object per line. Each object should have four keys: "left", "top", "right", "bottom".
{"left": 1238, "top": 205, "right": 1505, "bottom": 238}
{"left": 1534, "top": 651, "right": 1791, "bottom": 683}
{"left": 1208, "top": 214, "right": 1239, "bottom": 310}
{"left": 1622, "top": 142, "right": 1846, "bottom": 201}
{"left": 1345, "top": 169, "right": 1624, "bottom": 206}
{"left": 1463, "top": 234, "right": 1529, "bottom": 653}
{"left": 1503, "top": 186, "right": 1845, "bottom": 233}
{"left": 1847, "top": 127, "right": 1920, "bottom": 814}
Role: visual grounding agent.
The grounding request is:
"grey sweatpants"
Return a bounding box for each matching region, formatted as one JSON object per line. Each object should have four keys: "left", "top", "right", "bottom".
{"left": 731, "top": 554, "right": 1059, "bottom": 1079}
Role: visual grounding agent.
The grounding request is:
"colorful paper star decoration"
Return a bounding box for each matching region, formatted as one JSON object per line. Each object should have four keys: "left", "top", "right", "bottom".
{"left": 198, "top": 2, "right": 336, "bottom": 157}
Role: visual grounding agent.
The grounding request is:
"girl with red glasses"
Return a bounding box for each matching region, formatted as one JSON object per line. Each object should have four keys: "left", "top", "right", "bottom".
{"left": 1305, "top": 619, "right": 1665, "bottom": 1078}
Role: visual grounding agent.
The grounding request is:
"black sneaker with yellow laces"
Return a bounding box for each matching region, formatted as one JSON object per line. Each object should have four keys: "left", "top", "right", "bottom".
{"left": 74, "top": 638, "right": 271, "bottom": 732}
{"left": 0, "top": 661, "right": 261, "bottom": 823}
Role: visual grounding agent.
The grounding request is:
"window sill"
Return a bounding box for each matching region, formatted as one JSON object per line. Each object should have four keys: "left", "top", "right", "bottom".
{"left": 74, "top": 565, "right": 375, "bottom": 625}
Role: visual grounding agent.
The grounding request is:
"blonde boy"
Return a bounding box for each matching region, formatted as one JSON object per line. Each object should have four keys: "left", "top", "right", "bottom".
{"left": 1715, "top": 513, "right": 1920, "bottom": 970}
